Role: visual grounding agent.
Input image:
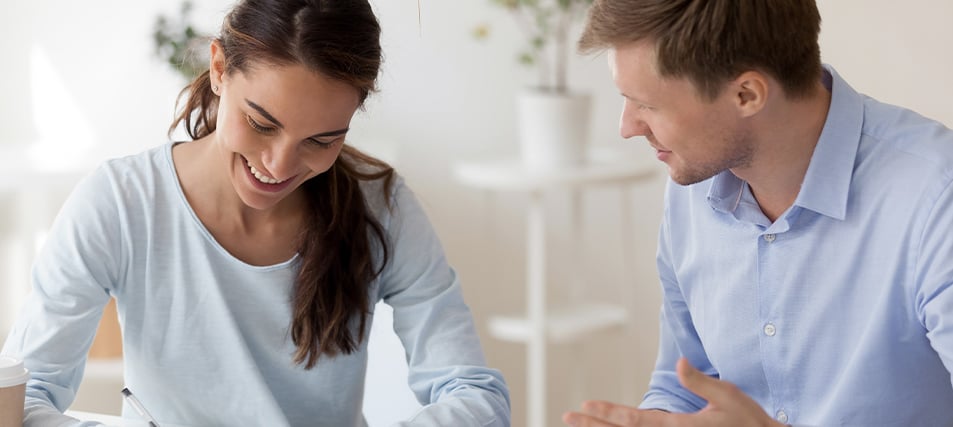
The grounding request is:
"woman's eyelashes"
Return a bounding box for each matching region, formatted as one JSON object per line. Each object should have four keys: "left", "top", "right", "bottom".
{"left": 306, "top": 137, "right": 338, "bottom": 148}
{"left": 246, "top": 114, "right": 276, "bottom": 134}
{"left": 246, "top": 114, "right": 339, "bottom": 149}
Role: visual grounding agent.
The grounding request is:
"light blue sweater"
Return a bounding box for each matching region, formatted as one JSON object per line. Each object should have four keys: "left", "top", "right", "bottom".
{"left": 2, "top": 142, "right": 510, "bottom": 426}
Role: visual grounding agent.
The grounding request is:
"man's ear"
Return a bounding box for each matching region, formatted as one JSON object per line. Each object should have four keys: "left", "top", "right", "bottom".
{"left": 209, "top": 40, "right": 226, "bottom": 90}
{"left": 731, "top": 71, "right": 769, "bottom": 118}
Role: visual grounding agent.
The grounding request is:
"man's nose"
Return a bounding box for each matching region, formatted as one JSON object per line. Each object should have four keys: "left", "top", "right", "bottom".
{"left": 619, "top": 103, "right": 650, "bottom": 139}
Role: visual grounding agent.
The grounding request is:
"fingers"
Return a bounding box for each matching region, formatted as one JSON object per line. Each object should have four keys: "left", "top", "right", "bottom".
{"left": 676, "top": 357, "right": 742, "bottom": 405}
{"left": 562, "top": 411, "right": 624, "bottom": 427}
{"left": 563, "top": 400, "right": 668, "bottom": 426}
{"left": 584, "top": 400, "right": 638, "bottom": 425}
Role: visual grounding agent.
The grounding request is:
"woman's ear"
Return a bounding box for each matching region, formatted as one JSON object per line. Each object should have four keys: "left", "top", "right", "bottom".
{"left": 209, "top": 40, "right": 226, "bottom": 92}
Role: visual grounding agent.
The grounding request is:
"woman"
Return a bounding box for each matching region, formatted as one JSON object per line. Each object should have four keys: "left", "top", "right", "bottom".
{"left": 1, "top": 0, "right": 510, "bottom": 425}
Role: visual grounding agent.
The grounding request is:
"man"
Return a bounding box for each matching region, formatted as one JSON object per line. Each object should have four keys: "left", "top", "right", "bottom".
{"left": 564, "top": 1, "right": 953, "bottom": 426}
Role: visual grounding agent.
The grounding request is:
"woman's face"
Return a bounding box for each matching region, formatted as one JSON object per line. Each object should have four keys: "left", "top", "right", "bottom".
{"left": 211, "top": 59, "right": 361, "bottom": 211}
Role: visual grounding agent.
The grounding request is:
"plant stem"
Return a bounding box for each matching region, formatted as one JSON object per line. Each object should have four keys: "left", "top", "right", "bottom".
{"left": 554, "top": 7, "right": 568, "bottom": 93}
{"left": 512, "top": 6, "right": 550, "bottom": 90}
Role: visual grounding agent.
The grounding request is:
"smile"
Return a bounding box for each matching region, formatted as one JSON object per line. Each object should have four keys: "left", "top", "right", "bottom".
{"left": 245, "top": 159, "right": 286, "bottom": 185}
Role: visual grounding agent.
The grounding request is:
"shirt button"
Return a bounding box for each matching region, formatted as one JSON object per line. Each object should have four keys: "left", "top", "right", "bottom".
{"left": 763, "top": 323, "right": 777, "bottom": 336}
{"left": 776, "top": 409, "right": 788, "bottom": 423}
{"left": 763, "top": 233, "right": 776, "bottom": 242}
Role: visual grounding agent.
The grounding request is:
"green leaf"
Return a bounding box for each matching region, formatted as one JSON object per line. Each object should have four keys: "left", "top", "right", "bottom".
{"left": 518, "top": 52, "right": 535, "bottom": 66}
{"left": 531, "top": 36, "right": 545, "bottom": 50}
{"left": 480, "top": 0, "right": 594, "bottom": 88}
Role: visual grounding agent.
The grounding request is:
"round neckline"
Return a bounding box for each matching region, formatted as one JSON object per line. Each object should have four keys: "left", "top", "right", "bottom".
{"left": 164, "top": 141, "right": 299, "bottom": 271}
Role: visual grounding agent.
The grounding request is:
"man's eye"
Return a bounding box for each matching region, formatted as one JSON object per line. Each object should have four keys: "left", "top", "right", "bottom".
{"left": 246, "top": 115, "right": 275, "bottom": 133}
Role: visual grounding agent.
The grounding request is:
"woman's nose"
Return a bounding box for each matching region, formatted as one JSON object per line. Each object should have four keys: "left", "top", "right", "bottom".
{"left": 259, "top": 139, "right": 299, "bottom": 180}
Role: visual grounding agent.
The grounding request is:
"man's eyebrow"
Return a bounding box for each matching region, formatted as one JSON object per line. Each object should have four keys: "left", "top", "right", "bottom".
{"left": 246, "top": 99, "right": 284, "bottom": 128}
{"left": 621, "top": 92, "right": 643, "bottom": 102}
{"left": 621, "top": 92, "right": 656, "bottom": 106}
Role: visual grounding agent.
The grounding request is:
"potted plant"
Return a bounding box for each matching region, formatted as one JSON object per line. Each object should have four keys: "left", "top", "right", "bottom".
{"left": 475, "top": 0, "right": 594, "bottom": 171}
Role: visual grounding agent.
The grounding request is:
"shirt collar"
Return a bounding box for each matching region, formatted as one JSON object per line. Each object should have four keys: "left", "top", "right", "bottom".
{"left": 708, "top": 65, "right": 864, "bottom": 221}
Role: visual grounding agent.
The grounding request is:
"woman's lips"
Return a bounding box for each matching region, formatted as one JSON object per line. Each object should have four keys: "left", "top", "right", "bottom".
{"left": 241, "top": 156, "right": 296, "bottom": 193}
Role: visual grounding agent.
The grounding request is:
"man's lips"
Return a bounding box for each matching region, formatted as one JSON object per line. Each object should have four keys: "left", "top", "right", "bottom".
{"left": 649, "top": 143, "right": 672, "bottom": 161}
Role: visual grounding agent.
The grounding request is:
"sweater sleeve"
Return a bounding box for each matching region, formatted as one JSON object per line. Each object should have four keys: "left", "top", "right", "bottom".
{"left": 2, "top": 164, "right": 122, "bottom": 427}
{"left": 375, "top": 178, "right": 511, "bottom": 427}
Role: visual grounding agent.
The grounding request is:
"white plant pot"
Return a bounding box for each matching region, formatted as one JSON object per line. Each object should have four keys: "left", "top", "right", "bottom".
{"left": 517, "top": 89, "right": 591, "bottom": 172}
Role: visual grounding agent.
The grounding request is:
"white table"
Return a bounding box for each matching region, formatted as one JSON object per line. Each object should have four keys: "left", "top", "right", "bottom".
{"left": 453, "top": 149, "right": 656, "bottom": 427}
{"left": 66, "top": 410, "right": 197, "bottom": 427}
{"left": 64, "top": 410, "right": 144, "bottom": 426}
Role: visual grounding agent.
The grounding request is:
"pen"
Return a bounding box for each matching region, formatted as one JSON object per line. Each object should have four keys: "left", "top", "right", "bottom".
{"left": 121, "top": 387, "right": 161, "bottom": 427}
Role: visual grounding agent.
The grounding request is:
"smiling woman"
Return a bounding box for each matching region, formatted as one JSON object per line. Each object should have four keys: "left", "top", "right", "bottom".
{"left": 0, "top": 0, "right": 511, "bottom": 426}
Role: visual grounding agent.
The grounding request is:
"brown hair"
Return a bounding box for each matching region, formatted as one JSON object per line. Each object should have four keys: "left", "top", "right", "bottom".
{"left": 169, "top": 0, "right": 394, "bottom": 369}
{"left": 578, "top": 0, "right": 823, "bottom": 100}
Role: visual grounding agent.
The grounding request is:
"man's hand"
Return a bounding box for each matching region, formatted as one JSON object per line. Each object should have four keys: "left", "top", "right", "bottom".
{"left": 562, "top": 358, "right": 788, "bottom": 427}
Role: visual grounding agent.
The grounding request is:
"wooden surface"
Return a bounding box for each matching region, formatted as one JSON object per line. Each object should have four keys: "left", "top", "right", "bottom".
{"left": 88, "top": 299, "right": 122, "bottom": 359}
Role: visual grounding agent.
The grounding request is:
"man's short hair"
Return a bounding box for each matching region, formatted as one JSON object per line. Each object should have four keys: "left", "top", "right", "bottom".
{"left": 579, "top": 0, "right": 823, "bottom": 101}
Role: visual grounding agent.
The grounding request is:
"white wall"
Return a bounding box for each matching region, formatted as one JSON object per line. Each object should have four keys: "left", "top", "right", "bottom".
{"left": 817, "top": 0, "right": 953, "bottom": 126}
{"left": 1, "top": 0, "right": 951, "bottom": 425}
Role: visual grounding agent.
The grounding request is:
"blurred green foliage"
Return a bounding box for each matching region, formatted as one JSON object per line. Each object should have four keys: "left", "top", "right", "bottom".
{"left": 152, "top": 1, "right": 210, "bottom": 81}
{"left": 475, "top": 0, "right": 593, "bottom": 91}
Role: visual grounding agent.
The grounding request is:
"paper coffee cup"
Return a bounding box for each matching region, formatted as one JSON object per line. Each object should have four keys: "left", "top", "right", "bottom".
{"left": 0, "top": 356, "right": 30, "bottom": 427}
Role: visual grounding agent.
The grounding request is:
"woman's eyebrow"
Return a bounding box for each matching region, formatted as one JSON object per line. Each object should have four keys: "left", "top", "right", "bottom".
{"left": 311, "top": 128, "right": 350, "bottom": 138}
{"left": 246, "top": 98, "right": 349, "bottom": 138}
{"left": 246, "top": 99, "right": 284, "bottom": 128}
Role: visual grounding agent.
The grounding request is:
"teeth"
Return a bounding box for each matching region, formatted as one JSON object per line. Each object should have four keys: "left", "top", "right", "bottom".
{"left": 245, "top": 159, "right": 284, "bottom": 185}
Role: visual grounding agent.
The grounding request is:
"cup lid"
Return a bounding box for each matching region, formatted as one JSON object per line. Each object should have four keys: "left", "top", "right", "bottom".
{"left": 0, "top": 356, "right": 31, "bottom": 387}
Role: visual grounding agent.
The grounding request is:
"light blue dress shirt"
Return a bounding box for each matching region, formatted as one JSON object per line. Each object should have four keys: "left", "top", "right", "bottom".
{"left": 1, "top": 142, "right": 510, "bottom": 426}
{"left": 640, "top": 66, "right": 953, "bottom": 426}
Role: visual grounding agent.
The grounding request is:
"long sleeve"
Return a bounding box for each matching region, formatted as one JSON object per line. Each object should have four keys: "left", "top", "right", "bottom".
{"left": 377, "top": 179, "right": 510, "bottom": 427}
{"left": 2, "top": 165, "right": 121, "bottom": 427}
{"left": 638, "top": 183, "right": 712, "bottom": 413}
{"left": 915, "top": 176, "right": 953, "bottom": 379}
{"left": 629, "top": 67, "right": 953, "bottom": 425}
{"left": 5, "top": 145, "right": 511, "bottom": 426}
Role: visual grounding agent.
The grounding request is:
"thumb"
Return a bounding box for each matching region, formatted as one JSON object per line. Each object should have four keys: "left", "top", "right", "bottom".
{"left": 676, "top": 357, "right": 727, "bottom": 403}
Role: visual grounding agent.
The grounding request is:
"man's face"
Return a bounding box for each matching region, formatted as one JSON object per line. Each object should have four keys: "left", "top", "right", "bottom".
{"left": 609, "top": 41, "right": 753, "bottom": 185}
